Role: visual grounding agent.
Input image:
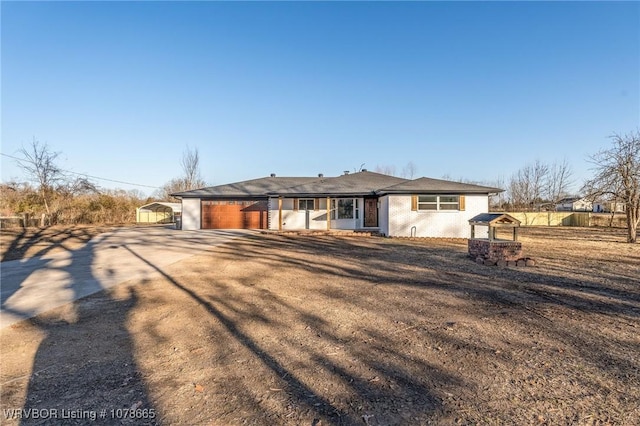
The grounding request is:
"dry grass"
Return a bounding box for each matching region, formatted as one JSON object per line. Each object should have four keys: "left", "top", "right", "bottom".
{"left": 1, "top": 226, "right": 639, "bottom": 425}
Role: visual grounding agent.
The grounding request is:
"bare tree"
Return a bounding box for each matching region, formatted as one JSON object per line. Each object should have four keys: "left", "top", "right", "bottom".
{"left": 583, "top": 131, "right": 640, "bottom": 243}
{"left": 156, "top": 177, "right": 190, "bottom": 201}
{"left": 508, "top": 160, "right": 549, "bottom": 210}
{"left": 374, "top": 164, "right": 397, "bottom": 176}
{"left": 545, "top": 159, "right": 574, "bottom": 205}
{"left": 17, "top": 139, "right": 64, "bottom": 219}
{"left": 488, "top": 176, "right": 507, "bottom": 211}
{"left": 401, "top": 161, "right": 418, "bottom": 179}
{"left": 62, "top": 176, "right": 100, "bottom": 197}
{"left": 181, "top": 146, "right": 205, "bottom": 190}
{"left": 158, "top": 146, "right": 207, "bottom": 200}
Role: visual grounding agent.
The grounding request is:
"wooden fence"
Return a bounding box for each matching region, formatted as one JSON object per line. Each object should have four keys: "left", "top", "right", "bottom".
{"left": 0, "top": 216, "right": 42, "bottom": 228}
{"left": 503, "top": 212, "right": 627, "bottom": 228}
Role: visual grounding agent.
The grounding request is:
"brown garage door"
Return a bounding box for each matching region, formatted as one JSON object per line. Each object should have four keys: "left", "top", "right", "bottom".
{"left": 201, "top": 200, "right": 268, "bottom": 229}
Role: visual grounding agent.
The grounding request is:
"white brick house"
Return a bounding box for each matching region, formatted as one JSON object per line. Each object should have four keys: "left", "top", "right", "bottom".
{"left": 173, "top": 171, "right": 502, "bottom": 238}
{"left": 555, "top": 197, "right": 593, "bottom": 212}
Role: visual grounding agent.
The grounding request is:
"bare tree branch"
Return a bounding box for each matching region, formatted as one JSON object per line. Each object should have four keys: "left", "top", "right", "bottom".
{"left": 582, "top": 130, "right": 640, "bottom": 243}
{"left": 374, "top": 164, "right": 397, "bottom": 176}
{"left": 508, "top": 160, "right": 549, "bottom": 210}
{"left": 401, "top": 161, "right": 418, "bottom": 179}
{"left": 545, "top": 159, "right": 574, "bottom": 204}
{"left": 181, "top": 146, "right": 204, "bottom": 190}
{"left": 16, "top": 139, "right": 64, "bottom": 217}
{"left": 158, "top": 146, "right": 206, "bottom": 200}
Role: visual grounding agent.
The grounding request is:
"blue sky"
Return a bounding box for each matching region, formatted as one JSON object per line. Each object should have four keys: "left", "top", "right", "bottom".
{"left": 2, "top": 1, "right": 638, "bottom": 196}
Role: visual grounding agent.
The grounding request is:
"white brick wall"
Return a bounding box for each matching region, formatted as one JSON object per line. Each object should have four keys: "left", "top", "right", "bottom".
{"left": 268, "top": 197, "right": 365, "bottom": 230}
{"left": 387, "top": 194, "right": 489, "bottom": 238}
{"left": 181, "top": 198, "right": 201, "bottom": 230}
{"left": 378, "top": 196, "right": 390, "bottom": 236}
{"left": 269, "top": 198, "right": 330, "bottom": 230}
{"left": 267, "top": 194, "right": 491, "bottom": 237}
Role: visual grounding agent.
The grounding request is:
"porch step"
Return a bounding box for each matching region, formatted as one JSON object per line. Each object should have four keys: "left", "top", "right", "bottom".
{"left": 262, "top": 229, "right": 382, "bottom": 237}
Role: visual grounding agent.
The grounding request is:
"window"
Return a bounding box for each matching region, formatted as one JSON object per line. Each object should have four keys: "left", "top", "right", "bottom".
{"left": 338, "top": 199, "right": 354, "bottom": 219}
{"left": 439, "top": 196, "right": 459, "bottom": 210}
{"left": 415, "top": 195, "right": 460, "bottom": 211}
{"left": 417, "top": 196, "right": 438, "bottom": 210}
{"left": 330, "top": 199, "right": 354, "bottom": 219}
{"left": 298, "top": 199, "right": 315, "bottom": 210}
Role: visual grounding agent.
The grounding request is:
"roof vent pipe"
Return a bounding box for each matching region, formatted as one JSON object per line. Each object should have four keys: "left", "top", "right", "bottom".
{"left": 344, "top": 171, "right": 350, "bottom": 175}
{"left": 270, "top": 173, "right": 276, "bottom": 177}
{"left": 318, "top": 173, "right": 324, "bottom": 178}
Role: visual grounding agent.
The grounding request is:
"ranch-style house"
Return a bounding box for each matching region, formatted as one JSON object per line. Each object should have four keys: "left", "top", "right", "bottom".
{"left": 172, "top": 170, "right": 502, "bottom": 238}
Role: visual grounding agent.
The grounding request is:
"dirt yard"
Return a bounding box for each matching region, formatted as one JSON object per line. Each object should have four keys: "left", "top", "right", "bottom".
{"left": 0, "top": 225, "right": 120, "bottom": 262}
{"left": 1, "top": 227, "right": 639, "bottom": 425}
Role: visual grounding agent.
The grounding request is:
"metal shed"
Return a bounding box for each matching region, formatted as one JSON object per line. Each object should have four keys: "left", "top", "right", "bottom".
{"left": 136, "top": 202, "right": 182, "bottom": 224}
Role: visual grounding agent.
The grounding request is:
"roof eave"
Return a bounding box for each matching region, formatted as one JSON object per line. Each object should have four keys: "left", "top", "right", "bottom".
{"left": 175, "top": 193, "right": 270, "bottom": 199}
{"left": 266, "top": 191, "right": 377, "bottom": 198}
{"left": 377, "top": 189, "right": 504, "bottom": 195}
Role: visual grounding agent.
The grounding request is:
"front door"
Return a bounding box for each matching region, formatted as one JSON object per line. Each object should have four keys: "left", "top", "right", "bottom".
{"left": 364, "top": 198, "right": 378, "bottom": 227}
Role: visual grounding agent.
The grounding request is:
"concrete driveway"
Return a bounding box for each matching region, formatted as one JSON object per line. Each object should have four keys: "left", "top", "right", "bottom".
{"left": 0, "top": 226, "right": 250, "bottom": 329}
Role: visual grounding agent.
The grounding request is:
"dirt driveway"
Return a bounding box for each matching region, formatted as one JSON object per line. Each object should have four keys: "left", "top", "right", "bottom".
{"left": 1, "top": 227, "right": 638, "bottom": 425}
{"left": 1, "top": 226, "right": 248, "bottom": 328}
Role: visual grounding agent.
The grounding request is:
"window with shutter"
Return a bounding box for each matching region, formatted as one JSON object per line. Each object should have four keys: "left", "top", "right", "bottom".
{"left": 298, "top": 199, "right": 315, "bottom": 210}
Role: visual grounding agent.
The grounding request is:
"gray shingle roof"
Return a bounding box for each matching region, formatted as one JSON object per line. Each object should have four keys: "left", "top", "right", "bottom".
{"left": 172, "top": 172, "right": 504, "bottom": 198}
{"left": 268, "top": 171, "right": 408, "bottom": 197}
{"left": 469, "top": 213, "right": 520, "bottom": 226}
{"left": 171, "top": 177, "right": 320, "bottom": 198}
{"left": 378, "top": 177, "right": 503, "bottom": 194}
{"left": 556, "top": 197, "right": 584, "bottom": 204}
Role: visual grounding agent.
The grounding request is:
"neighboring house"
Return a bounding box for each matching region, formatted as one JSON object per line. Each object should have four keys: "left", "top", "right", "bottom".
{"left": 555, "top": 197, "right": 593, "bottom": 212}
{"left": 172, "top": 171, "right": 502, "bottom": 238}
{"left": 592, "top": 201, "right": 626, "bottom": 213}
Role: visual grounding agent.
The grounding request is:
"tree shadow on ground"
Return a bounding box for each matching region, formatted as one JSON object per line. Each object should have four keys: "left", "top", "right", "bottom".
{"left": 181, "top": 233, "right": 638, "bottom": 423}
{"left": 124, "top": 243, "right": 460, "bottom": 425}
{"left": 5, "top": 228, "right": 638, "bottom": 424}
{"left": 2, "top": 228, "right": 258, "bottom": 425}
{"left": 1, "top": 226, "right": 109, "bottom": 262}
{"left": 4, "top": 238, "right": 158, "bottom": 425}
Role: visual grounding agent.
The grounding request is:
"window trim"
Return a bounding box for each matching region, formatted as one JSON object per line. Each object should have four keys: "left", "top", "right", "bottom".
{"left": 330, "top": 198, "right": 355, "bottom": 219}
{"left": 415, "top": 195, "right": 461, "bottom": 211}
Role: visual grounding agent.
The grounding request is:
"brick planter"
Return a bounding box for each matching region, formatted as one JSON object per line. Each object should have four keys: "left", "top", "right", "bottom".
{"left": 468, "top": 238, "right": 523, "bottom": 263}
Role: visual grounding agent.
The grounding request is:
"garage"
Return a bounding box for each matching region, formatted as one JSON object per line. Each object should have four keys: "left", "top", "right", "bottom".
{"left": 201, "top": 199, "right": 268, "bottom": 229}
